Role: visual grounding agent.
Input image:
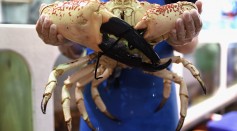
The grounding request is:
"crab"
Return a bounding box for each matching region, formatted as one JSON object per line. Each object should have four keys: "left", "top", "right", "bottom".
{"left": 39, "top": 0, "right": 206, "bottom": 131}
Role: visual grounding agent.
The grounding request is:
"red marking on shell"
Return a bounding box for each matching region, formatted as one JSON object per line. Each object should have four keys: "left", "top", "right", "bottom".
{"left": 148, "top": 2, "right": 184, "bottom": 15}
{"left": 46, "top": 0, "right": 90, "bottom": 17}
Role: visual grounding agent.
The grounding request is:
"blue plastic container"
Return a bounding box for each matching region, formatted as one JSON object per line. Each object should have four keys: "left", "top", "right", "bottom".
{"left": 207, "top": 111, "right": 237, "bottom": 131}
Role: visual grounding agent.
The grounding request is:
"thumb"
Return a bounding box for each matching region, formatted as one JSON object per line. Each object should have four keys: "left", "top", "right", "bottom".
{"left": 195, "top": 0, "right": 203, "bottom": 14}
{"left": 134, "top": 19, "right": 151, "bottom": 39}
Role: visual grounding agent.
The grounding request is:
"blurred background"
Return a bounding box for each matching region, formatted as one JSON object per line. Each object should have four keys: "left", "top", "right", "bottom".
{"left": 1, "top": 0, "right": 237, "bottom": 131}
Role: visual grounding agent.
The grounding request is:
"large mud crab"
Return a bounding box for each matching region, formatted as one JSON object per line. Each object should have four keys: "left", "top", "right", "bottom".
{"left": 39, "top": 0, "right": 206, "bottom": 131}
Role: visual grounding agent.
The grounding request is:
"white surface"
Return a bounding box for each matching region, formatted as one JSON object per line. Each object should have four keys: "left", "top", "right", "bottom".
{"left": 182, "top": 29, "right": 237, "bottom": 130}
{"left": 0, "top": 24, "right": 60, "bottom": 131}
{"left": 0, "top": 2, "right": 2, "bottom": 23}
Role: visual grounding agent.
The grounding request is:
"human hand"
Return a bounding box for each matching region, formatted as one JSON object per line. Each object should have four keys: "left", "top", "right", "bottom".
{"left": 167, "top": 0, "right": 203, "bottom": 47}
{"left": 36, "top": 4, "right": 84, "bottom": 59}
{"left": 36, "top": 4, "right": 70, "bottom": 46}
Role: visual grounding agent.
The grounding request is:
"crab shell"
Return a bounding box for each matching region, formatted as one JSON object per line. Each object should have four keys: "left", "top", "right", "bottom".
{"left": 136, "top": 2, "right": 198, "bottom": 43}
{"left": 39, "top": 0, "right": 197, "bottom": 50}
{"left": 39, "top": 0, "right": 115, "bottom": 51}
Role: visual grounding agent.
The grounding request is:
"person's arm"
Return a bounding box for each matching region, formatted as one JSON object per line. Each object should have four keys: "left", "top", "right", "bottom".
{"left": 166, "top": 0, "right": 203, "bottom": 54}
{"left": 58, "top": 43, "right": 84, "bottom": 59}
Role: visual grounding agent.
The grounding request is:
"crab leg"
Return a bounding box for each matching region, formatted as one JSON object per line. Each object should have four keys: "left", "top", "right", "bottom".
{"left": 89, "top": 56, "right": 119, "bottom": 120}
{"left": 147, "top": 69, "right": 188, "bottom": 131}
{"left": 61, "top": 63, "right": 96, "bottom": 131}
{"left": 75, "top": 82, "right": 95, "bottom": 130}
{"left": 147, "top": 56, "right": 206, "bottom": 131}
{"left": 91, "top": 65, "right": 118, "bottom": 120}
{"left": 160, "top": 56, "right": 206, "bottom": 94}
{"left": 155, "top": 79, "right": 171, "bottom": 111}
{"left": 61, "top": 84, "right": 73, "bottom": 131}
{"left": 75, "top": 70, "right": 96, "bottom": 130}
{"left": 41, "top": 53, "right": 97, "bottom": 114}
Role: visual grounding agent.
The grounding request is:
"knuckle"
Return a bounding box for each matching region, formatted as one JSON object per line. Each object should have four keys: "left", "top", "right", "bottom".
{"left": 42, "top": 38, "right": 49, "bottom": 43}
{"left": 178, "top": 32, "right": 185, "bottom": 38}
{"left": 199, "top": 21, "right": 203, "bottom": 28}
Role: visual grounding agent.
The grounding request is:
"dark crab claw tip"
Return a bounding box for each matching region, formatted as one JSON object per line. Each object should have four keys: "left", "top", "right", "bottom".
{"left": 154, "top": 99, "right": 168, "bottom": 112}
{"left": 41, "top": 97, "right": 48, "bottom": 114}
{"left": 136, "top": 29, "right": 146, "bottom": 36}
{"left": 176, "top": 116, "right": 185, "bottom": 131}
{"left": 155, "top": 58, "right": 172, "bottom": 70}
{"left": 201, "top": 83, "right": 207, "bottom": 95}
{"left": 197, "top": 77, "right": 207, "bottom": 94}
{"left": 112, "top": 118, "right": 121, "bottom": 122}
{"left": 142, "top": 59, "right": 172, "bottom": 72}
{"left": 104, "top": 110, "right": 121, "bottom": 122}
{"left": 201, "top": 85, "right": 207, "bottom": 95}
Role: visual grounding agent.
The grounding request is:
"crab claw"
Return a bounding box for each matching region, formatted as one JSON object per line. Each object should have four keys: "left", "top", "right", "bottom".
{"left": 39, "top": 0, "right": 115, "bottom": 52}
{"left": 41, "top": 101, "right": 47, "bottom": 114}
{"left": 100, "top": 17, "right": 172, "bottom": 71}
{"left": 135, "top": 1, "right": 198, "bottom": 43}
{"left": 41, "top": 94, "right": 51, "bottom": 114}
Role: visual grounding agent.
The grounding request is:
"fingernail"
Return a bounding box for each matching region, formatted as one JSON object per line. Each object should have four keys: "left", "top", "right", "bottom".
{"left": 51, "top": 24, "right": 56, "bottom": 32}
{"left": 41, "top": 3, "right": 47, "bottom": 7}
{"left": 57, "top": 34, "right": 64, "bottom": 43}
{"left": 171, "top": 29, "right": 176, "bottom": 34}
{"left": 176, "top": 18, "right": 182, "bottom": 25}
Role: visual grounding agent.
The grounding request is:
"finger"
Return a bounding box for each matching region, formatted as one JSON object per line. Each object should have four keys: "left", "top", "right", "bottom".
{"left": 134, "top": 19, "right": 151, "bottom": 40}
{"left": 41, "top": 16, "right": 51, "bottom": 42}
{"left": 169, "top": 29, "right": 178, "bottom": 41}
{"left": 183, "top": 11, "right": 195, "bottom": 39}
{"left": 57, "top": 34, "right": 66, "bottom": 44}
{"left": 176, "top": 18, "right": 186, "bottom": 41}
{"left": 49, "top": 24, "right": 58, "bottom": 44}
{"left": 134, "top": 19, "right": 148, "bottom": 30}
{"left": 190, "top": 9, "right": 202, "bottom": 35}
{"left": 40, "top": 3, "right": 47, "bottom": 8}
{"left": 39, "top": 3, "right": 47, "bottom": 13}
{"left": 68, "top": 46, "right": 82, "bottom": 59}
{"left": 195, "top": 0, "right": 202, "bottom": 14}
{"left": 35, "top": 15, "right": 45, "bottom": 38}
